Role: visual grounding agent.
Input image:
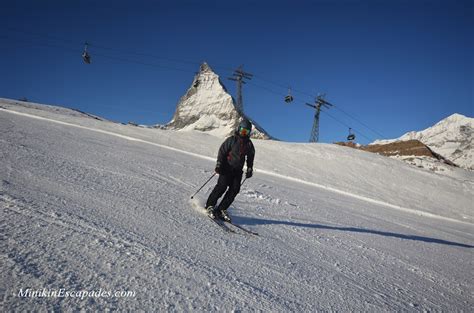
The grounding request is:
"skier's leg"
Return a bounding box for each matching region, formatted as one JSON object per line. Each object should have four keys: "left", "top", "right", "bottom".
{"left": 217, "top": 173, "right": 242, "bottom": 211}
{"left": 205, "top": 174, "right": 229, "bottom": 208}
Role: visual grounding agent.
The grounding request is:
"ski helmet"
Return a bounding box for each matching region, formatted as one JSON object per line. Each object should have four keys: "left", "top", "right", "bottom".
{"left": 238, "top": 119, "right": 252, "bottom": 137}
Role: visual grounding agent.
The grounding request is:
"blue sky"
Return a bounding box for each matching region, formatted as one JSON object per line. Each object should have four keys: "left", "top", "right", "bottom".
{"left": 1, "top": 0, "right": 472, "bottom": 144}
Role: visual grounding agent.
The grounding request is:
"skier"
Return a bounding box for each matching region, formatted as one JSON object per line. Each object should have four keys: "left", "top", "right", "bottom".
{"left": 206, "top": 119, "right": 255, "bottom": 222}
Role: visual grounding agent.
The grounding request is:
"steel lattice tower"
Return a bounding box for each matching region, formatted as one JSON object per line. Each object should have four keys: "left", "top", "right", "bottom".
{"left": 305, "top": 95, "right": 333, "bottom": 143}
{"left": 229, "top": 65, "right": 253, "bottom": 114}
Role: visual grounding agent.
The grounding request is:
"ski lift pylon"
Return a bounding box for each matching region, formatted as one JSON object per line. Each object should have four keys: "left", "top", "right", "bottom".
{"left": 82, "top": 42, "right": 91, "bottom": 64}
{"left": 284, "top": 87, "right": 294, "bottom": 103}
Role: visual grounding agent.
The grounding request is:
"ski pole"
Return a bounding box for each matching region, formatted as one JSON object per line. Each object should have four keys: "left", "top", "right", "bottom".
{"left": 240, "top": 178, "right": 247, "bottom": 187}
{"left": 191, "top": 173, "right": 216, "bottom": 199}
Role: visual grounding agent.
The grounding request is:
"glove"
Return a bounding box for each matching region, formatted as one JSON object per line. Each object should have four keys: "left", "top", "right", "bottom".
{"left": 246, "top": 168, "right": 253, "bottom": 178}
{"left": 215, "top": 165, "right": 221, "bottom": 174}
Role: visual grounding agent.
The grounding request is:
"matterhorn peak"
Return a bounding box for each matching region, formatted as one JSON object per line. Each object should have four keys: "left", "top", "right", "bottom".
{"left": 199, "top": 62, "right": 212, "bottom": 73}
{"left": 166, "top": 62, "right": 271, "bottom": 139}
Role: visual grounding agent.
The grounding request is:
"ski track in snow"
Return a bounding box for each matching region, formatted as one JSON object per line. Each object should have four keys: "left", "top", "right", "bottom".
{"left": 1, "top": 105, "right": 473, "bottom": 311}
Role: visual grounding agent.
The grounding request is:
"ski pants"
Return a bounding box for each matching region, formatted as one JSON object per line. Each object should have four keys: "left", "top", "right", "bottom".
{"left": 206, "top": 171, "right": 243, "bottom": 211}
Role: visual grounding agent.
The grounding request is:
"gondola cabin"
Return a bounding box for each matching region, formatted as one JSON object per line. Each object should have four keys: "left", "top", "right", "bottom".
{"left": 347, "top": 128, "right": 355, "bottom": 141}
{"left": 82, "top": 42, "right": 91, "bottom": 64}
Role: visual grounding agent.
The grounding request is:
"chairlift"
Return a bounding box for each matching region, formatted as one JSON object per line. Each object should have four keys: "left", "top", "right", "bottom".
{"left": 347, "top": 128, "right": 356, "bottom": 141}
{"left": 82, "top": 42, "right": 91, "bottom": 64}
{"left": 284, "top": 87, "right": 294, "bottom": 103}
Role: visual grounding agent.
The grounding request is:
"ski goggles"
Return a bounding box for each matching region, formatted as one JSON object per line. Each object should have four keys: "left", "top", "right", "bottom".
{"left": 239, "top": 126, "right": 251, "bottom": 137}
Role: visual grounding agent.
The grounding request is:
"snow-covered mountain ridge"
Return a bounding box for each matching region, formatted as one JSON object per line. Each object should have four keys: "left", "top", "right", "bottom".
{"left": 1, "top": 99, "right": 473, "bottom": 311}
{"left": 166, "top": 62, "right": 271, "bottom": 139}
{"left": 373, "top": 113, "right": 473, "bottom": 170}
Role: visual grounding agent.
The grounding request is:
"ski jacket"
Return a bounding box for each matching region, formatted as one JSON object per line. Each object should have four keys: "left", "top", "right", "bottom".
{"left": 216, "top": 132, "right": 255, "bottom": 174}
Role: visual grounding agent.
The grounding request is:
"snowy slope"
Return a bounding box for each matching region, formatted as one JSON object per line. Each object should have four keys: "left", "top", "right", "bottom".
{"left": 1, "top": 99, "right": 473, "bottom": 311}
{"left": 373, "top": 114, "right": 474, "bottom": 170}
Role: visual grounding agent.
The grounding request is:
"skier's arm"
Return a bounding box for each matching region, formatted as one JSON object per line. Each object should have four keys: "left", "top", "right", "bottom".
{"left": 246, "top": 141, "right": 255, "bottom": 170}
{"left": 245, "top": 142, "right": 255, "bottom": 178}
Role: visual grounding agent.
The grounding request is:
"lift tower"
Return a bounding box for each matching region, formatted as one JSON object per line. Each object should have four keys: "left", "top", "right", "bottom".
{"left": 305, "top": 95, "right": 333, "bottom": 143}
{"left": 228, "top": 65, "right": 253, "bottom": 114}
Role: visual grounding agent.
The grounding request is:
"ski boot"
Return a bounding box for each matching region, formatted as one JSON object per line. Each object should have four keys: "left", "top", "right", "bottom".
{"left": 219, "top": 209, "right": 232, "bottom": 223}
{"left": 206, "top": 206, "right": 217, "bottom": 219}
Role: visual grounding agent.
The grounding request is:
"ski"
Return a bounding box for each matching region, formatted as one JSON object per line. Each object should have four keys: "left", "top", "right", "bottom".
{"left": 208, "top": 216, "right": 236, "bottom": 234}
{"left": 224, "top": 221, "right": 259, "bottom": 236}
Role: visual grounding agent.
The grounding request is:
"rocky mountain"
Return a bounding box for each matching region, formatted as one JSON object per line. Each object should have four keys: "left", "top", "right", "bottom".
{"left": 166, "top": 62, "right": 272, "bottom": 139}
{"left": 372, "top": 114, "right": 473, "bottom": 170}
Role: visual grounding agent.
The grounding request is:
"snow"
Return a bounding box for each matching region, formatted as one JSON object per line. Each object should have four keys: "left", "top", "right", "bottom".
{"left": 1, "top": 99, "right": 473, "bottom": 311}
{"left": 180, "top": 115, "right": 235, "bottom": 138}
{"left": 385, "top": 155, "right": 472, "bottom": 180}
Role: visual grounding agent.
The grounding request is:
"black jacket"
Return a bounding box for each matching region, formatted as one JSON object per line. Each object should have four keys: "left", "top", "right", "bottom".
{"left": 216, "top": 132, "right": 255, "bottom": 174}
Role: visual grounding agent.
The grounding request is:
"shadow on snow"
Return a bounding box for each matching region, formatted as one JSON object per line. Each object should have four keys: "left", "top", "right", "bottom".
{"left": 234, "top": 215, "right": 473, "bottom": 249}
